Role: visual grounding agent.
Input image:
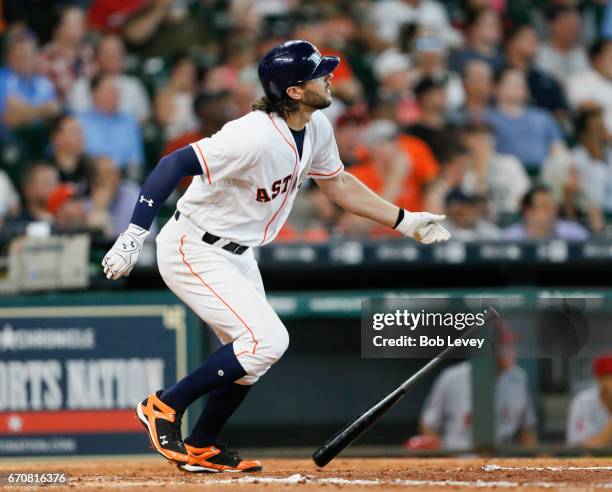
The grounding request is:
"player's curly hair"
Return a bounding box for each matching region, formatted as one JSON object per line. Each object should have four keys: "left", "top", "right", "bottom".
{"left": 252, "top": 96, "right": 300, "bottom": 119}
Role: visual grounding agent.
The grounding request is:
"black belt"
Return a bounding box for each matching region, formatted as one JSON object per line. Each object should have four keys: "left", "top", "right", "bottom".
{"left": 174, "top": 211, "right": 248, "bottom": 255}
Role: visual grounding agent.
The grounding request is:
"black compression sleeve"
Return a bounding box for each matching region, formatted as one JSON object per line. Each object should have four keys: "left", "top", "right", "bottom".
{"left": 130, "top": 146, "right": 203, "bottom": 230}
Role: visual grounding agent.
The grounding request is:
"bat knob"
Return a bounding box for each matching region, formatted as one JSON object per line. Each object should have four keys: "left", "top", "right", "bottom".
{"left": 312, "top": 448, "right": 332, "bottom": 468}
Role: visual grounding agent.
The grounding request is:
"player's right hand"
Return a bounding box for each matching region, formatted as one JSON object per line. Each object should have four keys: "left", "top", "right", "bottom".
{"left": 102, "top": 223, "right": 149, "bottom": 280}
{"left": 396, "top": 211, "right": 451, "bottom": 244}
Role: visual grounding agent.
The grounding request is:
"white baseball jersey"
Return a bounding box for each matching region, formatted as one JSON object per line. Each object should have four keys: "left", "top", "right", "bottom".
{"left": 420, "top": 361, "right": 536, "bottom": 450}
{"left": 566, "top": 385, "right": 611, "bottom": 447}
{"left": 177, "top": 110, "right": 343, "bottom": 246}
{"left": 157, "top": 109, "right": 343, "bottom": 384}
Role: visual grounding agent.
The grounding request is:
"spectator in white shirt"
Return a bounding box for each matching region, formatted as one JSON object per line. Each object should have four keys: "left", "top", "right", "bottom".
{"left": 567, "top": 39, "right": 612, "bottom": 134}
{"left": 460, "top": 122, "right": 530, "bottom": 219}
{"left": 67, "top": 34, "right": 151, "bottom": 124}
{"left": 535, "top": 5, "right": 589, "bottom": 84}
{"left": 371, "top": 49, "right": 416, "bottom": 126}
{"left": 369, "top": 0, "right": 461, "bottom": 48}
{"left": 567, "top": 353, "right": 612, "bottom": 448}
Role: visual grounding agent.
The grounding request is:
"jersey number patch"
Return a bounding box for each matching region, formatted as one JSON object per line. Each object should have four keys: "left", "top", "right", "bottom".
{"left": 256, "top": 174, "right": 292, "bottom": 203}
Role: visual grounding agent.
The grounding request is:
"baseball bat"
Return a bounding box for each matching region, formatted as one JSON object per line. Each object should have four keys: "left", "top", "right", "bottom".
{"left": 312, "top": 306, "right": 499, "bottom": 467}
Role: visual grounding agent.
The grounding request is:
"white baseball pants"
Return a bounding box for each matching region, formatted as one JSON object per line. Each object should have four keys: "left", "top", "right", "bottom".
{"left": 156, "top": 214, "right": 289, "bottom": 385}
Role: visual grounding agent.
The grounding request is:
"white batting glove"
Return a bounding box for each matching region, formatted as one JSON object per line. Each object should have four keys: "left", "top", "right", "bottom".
{"left": 396, "top": 211, "right": 451, "bottom": 245}
{"left": 102, "top": 223, "right": 149, "bottom": 280}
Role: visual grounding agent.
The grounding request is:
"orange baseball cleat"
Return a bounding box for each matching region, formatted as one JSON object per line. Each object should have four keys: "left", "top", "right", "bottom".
{"left": 178, "top": 443, "right": 262, "bottom": 473}
{"left": 135, "top": 390, "right": 189, "bottom": 463}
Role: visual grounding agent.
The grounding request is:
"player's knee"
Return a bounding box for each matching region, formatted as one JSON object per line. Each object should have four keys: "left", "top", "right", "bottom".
{"left": 234, "top": 319, "right": 289, "bottom": 378}
{"left": 269, "top": 327, "right": 289, "bottom": 363}
{"left": 257, "top": 326, "right": 289, "bottom": 366}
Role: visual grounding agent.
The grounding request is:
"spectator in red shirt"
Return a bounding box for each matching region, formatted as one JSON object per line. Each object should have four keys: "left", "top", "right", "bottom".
{"left": 88, "top": 0, "right": 149, "bottom": 36}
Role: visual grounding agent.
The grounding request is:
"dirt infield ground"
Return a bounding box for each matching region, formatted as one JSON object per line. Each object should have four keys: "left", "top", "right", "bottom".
{"left": 1, "top": 456, "right": 612, "bottom": 491}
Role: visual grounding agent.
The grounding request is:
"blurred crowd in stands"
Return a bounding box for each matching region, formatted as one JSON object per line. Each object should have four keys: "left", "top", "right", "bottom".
{"left": 1, "top": 0, "right": 612, "bottom": 243}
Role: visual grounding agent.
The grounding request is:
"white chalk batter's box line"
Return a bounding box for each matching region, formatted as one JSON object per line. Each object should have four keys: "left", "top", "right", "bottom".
{"left": 483, "top": 464, "right": 612, "bottom": 472}
{"left": 202, "top": 465, "right": 612, "bottom": 489}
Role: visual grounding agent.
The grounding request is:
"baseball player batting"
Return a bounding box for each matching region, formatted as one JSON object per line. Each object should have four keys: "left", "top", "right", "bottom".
{"left": 102, "top": 40, "right": 451, "bottom": 473}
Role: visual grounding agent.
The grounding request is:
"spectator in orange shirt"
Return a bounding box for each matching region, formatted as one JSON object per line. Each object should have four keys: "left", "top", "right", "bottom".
{"left": 340, "top": 119, "right": 438, "bottom": 237}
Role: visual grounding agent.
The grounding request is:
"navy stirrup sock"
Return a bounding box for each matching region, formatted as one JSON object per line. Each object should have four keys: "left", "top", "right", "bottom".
{"left": 185, "top": 382, "right": 252, "bottom": 448}
{"left": 160, "top": 343, "right": 247, "bottom": 413}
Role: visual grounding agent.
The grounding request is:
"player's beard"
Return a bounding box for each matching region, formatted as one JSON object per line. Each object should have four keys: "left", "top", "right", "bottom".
{"left": 301, "top": 87, "right": 332, "bottom": 110}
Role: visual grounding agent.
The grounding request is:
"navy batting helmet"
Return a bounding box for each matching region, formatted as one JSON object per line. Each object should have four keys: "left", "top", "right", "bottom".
{"left": 258, "top": 40, "right": 340, "bottom": 103}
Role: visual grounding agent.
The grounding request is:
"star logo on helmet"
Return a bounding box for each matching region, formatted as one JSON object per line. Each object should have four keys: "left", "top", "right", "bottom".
{"left": 308, "top": 53, "right": 321, "bottom": 65}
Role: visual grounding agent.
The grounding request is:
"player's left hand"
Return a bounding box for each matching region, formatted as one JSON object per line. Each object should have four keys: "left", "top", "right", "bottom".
{"left": 396, "top": 211, "right": 451, "bottom": 244}
{"left": 102, "top": 223, "right": 149, "bottom": 280}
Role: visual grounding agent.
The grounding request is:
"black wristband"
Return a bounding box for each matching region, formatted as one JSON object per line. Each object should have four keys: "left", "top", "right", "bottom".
{"left": 392, "top": 208, "right": 404, "bottom": 229}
